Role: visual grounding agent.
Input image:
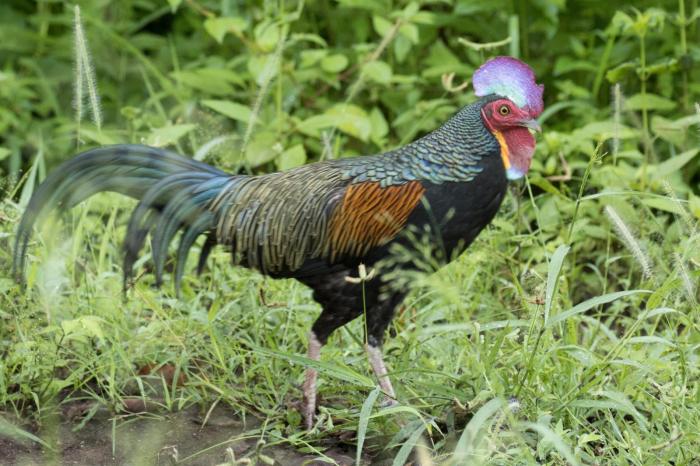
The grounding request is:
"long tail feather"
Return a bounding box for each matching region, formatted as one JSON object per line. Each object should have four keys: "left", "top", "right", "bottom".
{"left": 14, "top": 144, "right": 230, "bottom": 292}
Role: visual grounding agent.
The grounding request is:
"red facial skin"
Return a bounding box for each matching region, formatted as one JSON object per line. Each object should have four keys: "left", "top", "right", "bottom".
{"left": 480, "top": 99, "right": 538, "bottom": 179}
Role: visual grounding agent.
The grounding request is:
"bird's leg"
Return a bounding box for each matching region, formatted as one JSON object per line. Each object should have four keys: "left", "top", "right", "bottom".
{"left": 302, "top": 331, "right": 322, "bottom": 430}
{"left": 365, "top": 343, "right": 397, "bottom": 406}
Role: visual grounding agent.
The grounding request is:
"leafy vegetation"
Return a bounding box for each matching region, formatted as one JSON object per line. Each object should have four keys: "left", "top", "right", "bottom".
{"left": 1, "top": 0, "right": 699, "bottom": 464}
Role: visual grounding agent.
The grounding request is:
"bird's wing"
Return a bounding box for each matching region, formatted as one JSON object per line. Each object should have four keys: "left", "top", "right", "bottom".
{"left": 210, "top": 159, "right": 425, "bottom": 276}
{"left": 325, "top": 180, "right": 425, "bottom": 261}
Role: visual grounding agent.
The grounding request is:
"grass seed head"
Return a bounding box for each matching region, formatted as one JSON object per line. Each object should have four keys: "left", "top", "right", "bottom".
{"left": 604, "top": 205, "right": 653, "bottom": 280}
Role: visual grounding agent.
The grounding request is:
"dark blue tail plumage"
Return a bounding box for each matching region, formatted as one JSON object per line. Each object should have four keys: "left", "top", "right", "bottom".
{"left": 13, "top": 144, "right": 230, "bottom": 293}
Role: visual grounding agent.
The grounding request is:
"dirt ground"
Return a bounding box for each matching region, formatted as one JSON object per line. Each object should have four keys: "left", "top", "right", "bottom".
{"left": 0, "top": 403, "right": 360, "bottom": 466}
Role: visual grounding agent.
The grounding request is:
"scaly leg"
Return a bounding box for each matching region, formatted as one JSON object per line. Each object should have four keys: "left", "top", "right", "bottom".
{"left": 302, "top": 331, "right": 322, "bottom": 430}
{"left": 365, "top": 343, "right": 397, "bottom": 405}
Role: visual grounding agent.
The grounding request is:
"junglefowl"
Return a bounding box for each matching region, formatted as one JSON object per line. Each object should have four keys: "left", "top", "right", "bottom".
{"left": 14, "top": 56, "right": 543, "bottom": 429}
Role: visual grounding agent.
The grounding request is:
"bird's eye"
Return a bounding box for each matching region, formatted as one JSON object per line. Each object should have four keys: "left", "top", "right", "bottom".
{"left": 499, "top": 105, "right": 510, "bottom": 116}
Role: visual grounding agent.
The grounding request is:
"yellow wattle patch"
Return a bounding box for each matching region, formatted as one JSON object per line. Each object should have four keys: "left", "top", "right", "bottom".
{"left": 492, "top": 130, "right": 511, "bottom": 170}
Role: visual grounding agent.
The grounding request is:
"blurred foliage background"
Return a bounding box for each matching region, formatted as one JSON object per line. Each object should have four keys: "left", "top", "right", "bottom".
{"left": 1, "top": 0, "right": 699, "bottom": 464}
{"left": 1, "top": 0, "right": 699, "bottom": 186}
{"left": 2, "top": 0, "right": 699, "bottom": 303}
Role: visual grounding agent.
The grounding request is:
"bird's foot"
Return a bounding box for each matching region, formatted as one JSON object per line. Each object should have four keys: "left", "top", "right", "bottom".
{"left": 380, "top": 396, "right": 399, "bottom": 409}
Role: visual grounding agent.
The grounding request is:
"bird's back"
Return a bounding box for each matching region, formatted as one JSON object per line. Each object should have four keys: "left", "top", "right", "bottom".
{"left": 210, "top": 98, "right": 506, "bottom": 278}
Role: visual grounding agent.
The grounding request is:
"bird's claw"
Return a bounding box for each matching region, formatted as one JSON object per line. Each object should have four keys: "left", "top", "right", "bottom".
{"left": 380, "top": 397, "right": 399, "bottom": 409}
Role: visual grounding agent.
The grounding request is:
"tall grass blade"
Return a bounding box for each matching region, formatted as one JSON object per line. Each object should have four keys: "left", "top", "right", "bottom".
{"left": 251, "top": 346, "right": 374, "bottom": 387}
{"left": 391, "top": 421, "right": 428, "bottom": 466}
{"left": 547, "top": 290, "right": 650, "bottom": 327}
{"left": 452, "top": 397, "right": 504, "bottom": 463}
{"left": 518, "top": 422, "right": 580, "bottom": 466}
{"left": 544, "top": 244, "right": 570, "bottom": 324}
{"left": 356, "top": 386, "right": 381, "bottom": 466}
{"left": 18, "top": 150, "right": 43, "bottom": 209}
{"left": 0, "top": 416, "right": 50, "bottom": 448}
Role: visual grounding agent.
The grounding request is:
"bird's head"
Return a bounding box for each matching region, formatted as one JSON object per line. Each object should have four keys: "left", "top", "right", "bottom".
{"left": 474, "top": 57, "right": 544, "bottom": 180}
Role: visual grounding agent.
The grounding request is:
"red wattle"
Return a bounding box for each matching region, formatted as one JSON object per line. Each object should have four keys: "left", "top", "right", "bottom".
{"left": 502, "top": 127, "right": 535, "bottom": 176}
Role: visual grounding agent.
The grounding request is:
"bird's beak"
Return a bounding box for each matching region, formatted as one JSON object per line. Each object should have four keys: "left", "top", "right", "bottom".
{"left": 520, "top": 118, "right": 542, "bottom": 133}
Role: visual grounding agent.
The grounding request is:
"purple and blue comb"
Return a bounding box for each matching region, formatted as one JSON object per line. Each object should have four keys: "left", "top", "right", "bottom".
{"left": 473, "top": 56, "right": 544, "bottom": 116}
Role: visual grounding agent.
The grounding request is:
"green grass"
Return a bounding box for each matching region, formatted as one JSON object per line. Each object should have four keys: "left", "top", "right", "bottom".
{"left": 1, "top": 172, "right": 698, "bottom": 463}
{"left": 1, "top": 0, "right": 700, "bottom": 464}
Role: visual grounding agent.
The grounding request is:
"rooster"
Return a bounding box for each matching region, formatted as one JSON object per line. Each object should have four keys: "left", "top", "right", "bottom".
{"left": 14, "top": 56, "right": 543, "bottom": 429}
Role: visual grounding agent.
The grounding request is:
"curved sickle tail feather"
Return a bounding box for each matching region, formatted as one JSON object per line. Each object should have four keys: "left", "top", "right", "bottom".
{"left": 13, "top": 144, "right": 231, "bottom": 294}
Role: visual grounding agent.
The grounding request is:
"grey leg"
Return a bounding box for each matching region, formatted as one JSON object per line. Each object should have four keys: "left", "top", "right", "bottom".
{"left": 365, "top": 343, "right": 397, "bottom": 403}
{"left": 302, "top": 331, "right": 322, "bottom": 430}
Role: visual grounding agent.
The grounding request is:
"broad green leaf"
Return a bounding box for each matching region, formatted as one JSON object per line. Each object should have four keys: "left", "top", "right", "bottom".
{"left": 328, "top": 104, "right": 372, "bottom": 141}
{"left": 255, "top": 22, "right": 281, "bottom": 52}
{"left": 172, "top": 69, "right": 239, "bottom": 96}
{"left": 202, "top": 99, "right": 252, "bottom": 123}
{"left": 652, "top": 115, "right": 686, "bottom": 146}
{"left": 363, "top": 60, "right": 393, "bottom": 84}
{"left": 574, "top": 121, "right": 639, "bottom": 141}
{"left": 650, "top": 148, "right": 698, "bottom": 179}
{"left": 61, "top": 316, "right": 105, "bottom": 343}
{"left": 146, "top": 124, "right": 196, "bottom": 147}
{"left": 370, "top": 107, "right": 389, "bottom": 143}
{"left": 167, "top": 0, "right": 183, "bottom": 12}
{"left": 299, "top": 104, "right": 372, "bottom": 141}
{"left": 652, "top": 114, "right": 700, "bottom": 146}
{"left": 337, "top": 0, "right": 385, "bottom": 11}
{"left": 641, "top": 196, "right": 689, "bottom": 215}
{"left": 276, "top": 144, "right": 307, "bottom": 171}
{"left": 690, "top": 194, "right": 700, "bottom": 219}
{"left": 247, "top": 54, "right": 279, "bottom": 86}
{"left": 300, "top": 50, "right": 328, "bottom": 68}
{"left": 0, "top": 147, "right": 10, "bottom": 161}
{"left": 394, "top": 35, "right": 412, "bottom": 63}
{"left": 245, "top": 131, "right": 279, "bottom": 167}
{"left": 297, "top": 114, "right": 336, "bottom": 137}
{"left": 624, "top": 93, "right": 677, "bottom": 111}
{"left": 372, "top": 15, "right": 393, "bottom": 37}
{"left": 528, "top": 176, "right": 564, "bottom": 197}
{"left": 554, "top": 56, "right": 598, "bottom": 75}
{"left": 399, "top": 22, "right": 419, "bottom": 43}
{"left": 606, "top": 61, "right": 636, "bottom": 82}
{"left": 204, "top": 17, "right": 247, "bottom": 44}
{"left": 321, "top": 54, "right": 349, "bottom": 73}
{"left": 73, "top": 127, "right": 118, "bottom": 146}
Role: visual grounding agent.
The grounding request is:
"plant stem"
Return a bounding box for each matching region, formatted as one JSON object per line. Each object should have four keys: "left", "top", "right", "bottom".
{"left": 679, "top": 0, "right": 689, "bottom": 110}
{"left": 639, "top": 34, "right": 650, "bottom": 188}
{"left": 592, "top": 30, "right": 617, "bottom": 102}
{"left": 566, "top": 142, "right": 603, "bottom": 243}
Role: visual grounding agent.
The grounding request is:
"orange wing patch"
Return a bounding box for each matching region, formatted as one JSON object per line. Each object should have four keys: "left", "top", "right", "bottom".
{"left": 328, "top": 181, "right": 425, "bottom": 260}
